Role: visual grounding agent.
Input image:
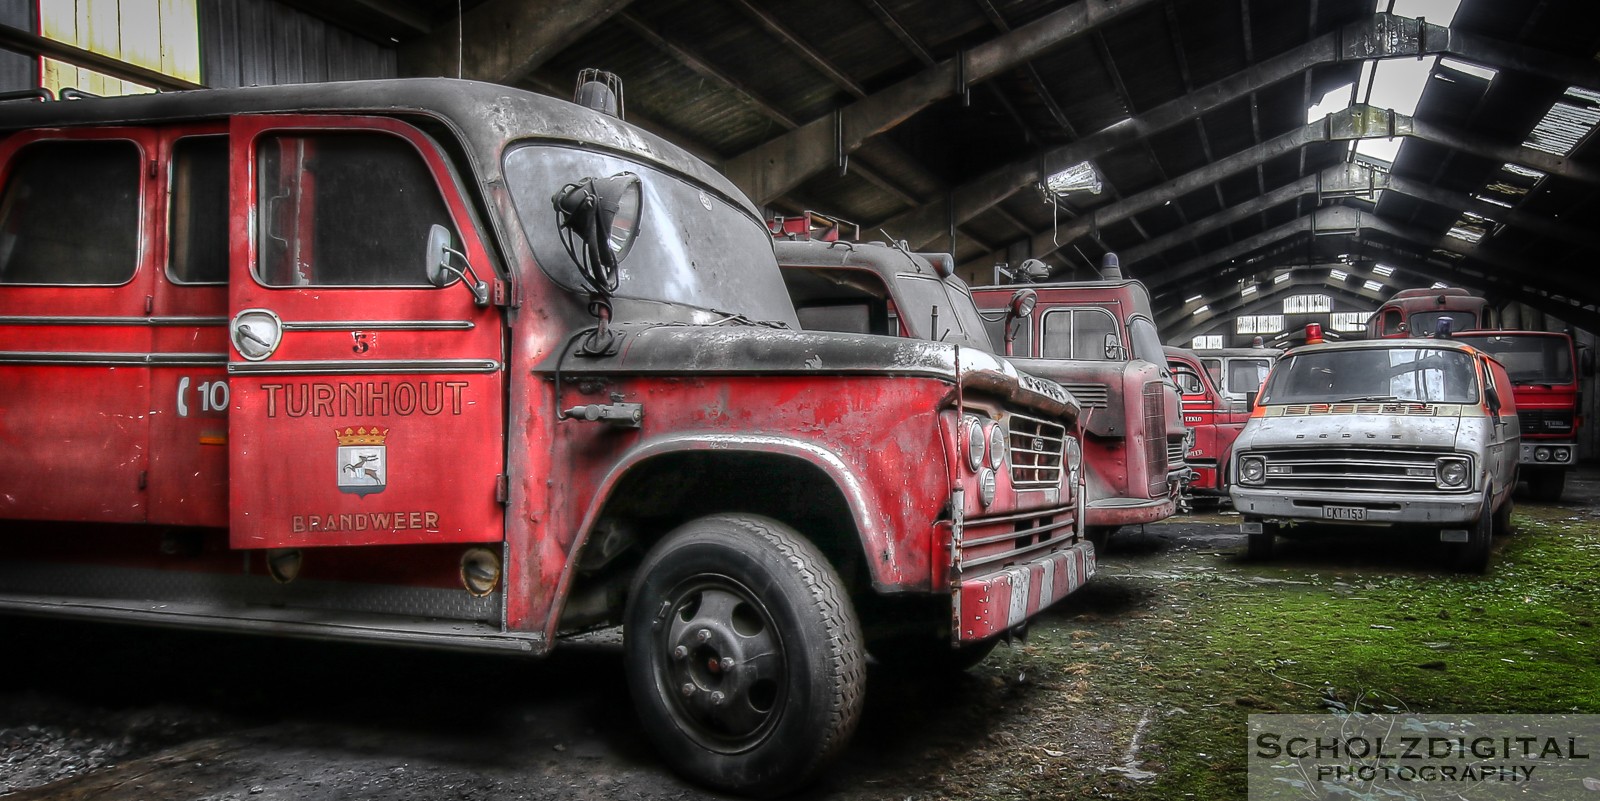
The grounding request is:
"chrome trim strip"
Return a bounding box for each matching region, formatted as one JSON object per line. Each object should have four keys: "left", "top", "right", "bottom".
{"left": 0, "top": 315, "right": 228, "bottom": 326}
{"left": 0, "top": 351, "right": 227, "bottom": 367}
{"left": 282, "top": 320, "right": 476, "bottom": 331}
{"left": 227, "top": 358, "right": 502, "bottom": 376}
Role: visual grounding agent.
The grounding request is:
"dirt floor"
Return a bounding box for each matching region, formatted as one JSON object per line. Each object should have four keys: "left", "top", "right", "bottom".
{"left": 2, "top": 470, "right": 1597, "bottom": 801}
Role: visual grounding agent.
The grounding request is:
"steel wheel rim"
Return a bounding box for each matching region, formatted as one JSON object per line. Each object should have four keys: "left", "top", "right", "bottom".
{"left": 653, "top": 574, "right": 789, "bottom": 753}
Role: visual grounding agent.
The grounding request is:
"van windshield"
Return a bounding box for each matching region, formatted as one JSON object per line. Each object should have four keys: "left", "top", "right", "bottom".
{"left": 505, "top": 143, "right": 798, "bottom": 326}
{"left": 1261, "top": 347, "right": 1479, "bottom": 405}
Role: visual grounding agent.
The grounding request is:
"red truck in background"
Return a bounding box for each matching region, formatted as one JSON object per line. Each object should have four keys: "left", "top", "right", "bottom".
{"left": 1166, "top": 346, "right": 1250, "bottom": 501}
{"left": 0, "top": 78, "right": 1088, "bottom": 795}
{"left": 1367, "top": 286, "right": 1589, "bottom": 502}
{"left": 1455, "top": 331, "right": 1585, "bottom": 501}
{"left": 971, "top": 258, "right": 1187, "bottom": 547}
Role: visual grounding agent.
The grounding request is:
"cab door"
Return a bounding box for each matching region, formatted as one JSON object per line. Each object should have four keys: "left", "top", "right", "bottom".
{"left": 225, "top": 115, "right": 504, "bottom": 549}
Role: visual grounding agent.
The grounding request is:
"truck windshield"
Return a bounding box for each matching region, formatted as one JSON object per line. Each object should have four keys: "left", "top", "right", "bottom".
{"left": 1456, "top": 334, "right": 1573, "bottom": 385}
{"left": 1262, "top": 347, "right": 1479, "bottom": 405}
{"left": 1411, "top": 310, "right": 1476, "bottom": 334}
{"left": 896, "top": 274, "right": 992, "bottom": 349}
{"left": 505, "top": 144, "right": 798, "bottom": 325}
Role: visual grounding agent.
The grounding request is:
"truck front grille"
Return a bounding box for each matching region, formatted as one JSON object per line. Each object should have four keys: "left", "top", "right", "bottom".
{"left": 1008, "top": 413, "right": 1065, "bottom": 490}
{"left": 1519, "top": 409, "right": 1574, "bottom": 435}
{"left": 1058, "top": 382, "right": 1109, "bottom": 408}
{"left": 955, "top": 505, "right": 1077, "bottom": 574}
{"left": 1143, "top": 382, "right": 1167, "bottom": 498}
{"left": 1244, "top": 448, "right": 1465, "bottom": 494}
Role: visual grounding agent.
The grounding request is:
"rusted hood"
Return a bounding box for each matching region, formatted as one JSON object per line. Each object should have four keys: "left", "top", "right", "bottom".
{"left": 558, "top": 323, "right": 1077, "bottom": 420}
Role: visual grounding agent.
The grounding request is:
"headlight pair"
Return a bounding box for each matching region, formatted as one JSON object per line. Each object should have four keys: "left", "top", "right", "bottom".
{"left": 963, "top": 415, "right": 1007, "bottom": 472}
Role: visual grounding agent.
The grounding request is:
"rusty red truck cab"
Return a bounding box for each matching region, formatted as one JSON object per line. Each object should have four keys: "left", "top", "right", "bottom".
{"left": 1455, "top": 330, "right": 1585, "bottom": 501}
{"left": 1166, "top": 346, "right": 1252, "bottom": 499}
{"left": 0, "top": 78, "right": 1087, "bottom": 794}
{"left": 971, "top": 265, "right": 1186, "bottom": 547}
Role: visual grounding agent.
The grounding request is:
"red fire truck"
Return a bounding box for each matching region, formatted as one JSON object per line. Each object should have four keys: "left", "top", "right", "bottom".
{"left": 0, "top": 78, "right": 1090, "bottom": 794}
{"left": 971, "top": 260, "right": 1187, "bottom": 547}
{"left": 1367, "top": 287, "right": 1586, "bottom": 502}
{"left": 1166, "top": 346, "right": 1250, "bottom": 499}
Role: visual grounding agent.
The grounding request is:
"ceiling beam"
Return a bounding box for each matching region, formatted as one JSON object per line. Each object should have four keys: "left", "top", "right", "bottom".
{"left": 399, "top": 0, "right": 632, "bottom": 84}
{"left": 721, "top": 0, "right": 1164, "bottom": 204}
{"left": 880, "top": 12, "right": 1600, "bottom": 251}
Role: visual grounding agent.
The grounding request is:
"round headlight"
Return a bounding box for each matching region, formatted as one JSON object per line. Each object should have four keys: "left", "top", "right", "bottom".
{"left": 988, "top": 422, "right": 1007, "bottom": 470}
{"left": 1065, "top": 436, "right": 1083, "bottom": 473}
{"left": 965, "top": 415, "right": 986, "bottom": 471}
{"left": 1240, "top": 457, "right": 1265, "bottom": 484}
{"left": 1555, "top": 447, "right": 1571, "bottom": 462}
{"left": 1535, "top": 447, "right": 1551, "bottom": 462}
{"left": 1438, "top": 459, "right": 1468, "bottom": 488}
{"left": 978, "top": 468, "right": 997, "bottom": 507}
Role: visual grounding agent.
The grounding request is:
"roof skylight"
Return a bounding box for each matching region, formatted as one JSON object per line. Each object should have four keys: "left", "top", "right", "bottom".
{"left": 1372, "top": 264, "right": 1395, "bottom": 277}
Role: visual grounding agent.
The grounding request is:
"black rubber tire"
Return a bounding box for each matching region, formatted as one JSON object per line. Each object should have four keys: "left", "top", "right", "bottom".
{"left": 1246, "top": 522, "right": 1276, "bottom": 560}
{"left": 871, "top": 633, "right": 1000, "bottom": 674}
{"left": 624, "top": 514, "right": 865, "bottom": 796}
{"left": 1452, "top": 501, "right": 1493, "bottom": 574}
{"left": 1492, "top": 492, "right": 1515, "bottom": 537}
{"left": 1529, "top": 468, "right": 1566, "bottom": 503}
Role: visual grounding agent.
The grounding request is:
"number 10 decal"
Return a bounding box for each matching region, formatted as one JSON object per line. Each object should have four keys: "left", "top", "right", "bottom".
{"left": 177, "top": 376, "right": 231, "bottom": 417}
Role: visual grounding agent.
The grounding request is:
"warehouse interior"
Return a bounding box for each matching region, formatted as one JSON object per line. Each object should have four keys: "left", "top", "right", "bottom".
{"left": 1, "top": 0, "right": 1596, "bottom": 457}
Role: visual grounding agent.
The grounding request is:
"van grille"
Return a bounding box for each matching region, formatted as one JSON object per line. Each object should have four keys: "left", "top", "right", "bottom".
{"left": 1242, "top": 448, "right": 1467, "bottom": 494}
{"left": 1008, "top": 413, "right": 1065, "bottom": 490}
{"left": 1143, "top": 382, "right": 1167, "bottom": 498}
{"left": 1058, "top": 382, "right": 1109, "bottom": 408}
{"left": 1280, "top": 402, "right": 1437, "bottom": 416}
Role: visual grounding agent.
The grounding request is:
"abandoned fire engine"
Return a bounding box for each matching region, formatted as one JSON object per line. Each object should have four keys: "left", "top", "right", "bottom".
{"left": 0, "top": 77, "right": 1092, "bottom": 794}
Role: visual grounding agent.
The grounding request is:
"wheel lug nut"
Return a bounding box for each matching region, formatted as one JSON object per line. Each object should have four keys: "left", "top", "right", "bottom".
{"left": 680, "top": 683, "right": 695, "bottom": 697}
{"left": 696, "top": 629, "right": 712, "bottom": 643}
{"left": 672, "top": 646, "right": 688, "bottom": 660}
{"left": 720, "top": 657, "right": 735, "bottom": 671}
{"left": 710, "top": 691, "right": 725, "bottom": 706}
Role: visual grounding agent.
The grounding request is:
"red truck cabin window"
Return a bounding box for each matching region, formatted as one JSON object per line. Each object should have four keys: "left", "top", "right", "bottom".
{"left": 1041, "top": 307, "right": 1119, "bottom": 360}
{"left": 253, "top": 131, "right": 458, "bottom": 288}
{"left": 168, "top": 136, "right": 229, "bottom": 285}
{"left": 0, "top": 139, "right": 141, "bottom": 286}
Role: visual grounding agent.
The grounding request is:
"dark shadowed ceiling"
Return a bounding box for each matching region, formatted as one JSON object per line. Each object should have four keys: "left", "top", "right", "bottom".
{"left": 284, "top": 0, "right": 1600, "bottom": 337}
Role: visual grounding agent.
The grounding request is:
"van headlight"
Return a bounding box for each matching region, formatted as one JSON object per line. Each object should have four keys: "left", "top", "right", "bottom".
{"left": 1436, "top": 456, "right": 1470, "bottom": 489}
{"left": 1239, "top": 455, "right": 1266, "bottom": 485}
{"left": 964, "top": 415, "right": 987, "bottom": 472}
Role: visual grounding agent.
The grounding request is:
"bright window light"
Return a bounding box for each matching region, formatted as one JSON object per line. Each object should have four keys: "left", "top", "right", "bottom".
{"left": 1372, "top": 264, "right": 1394, "bottom": 277}
{"left": 1191, "top": 304, "right": 1210, "bottom": 316}
{"left": 1352, "top": 0, "right": 1464, "bottom": 163}
{"left": 1330, "top": 269, "right": 1349, "bottom": 282}
{"left": 1439, "top": 58, "right": 1496, "bottom": 82}
{"left": 1307, "top": 84, "right": 1353, "bottom": 123}
{"left": 1503, "top": 163, "right": 1547, "bottom": 180}
{"left": 1472, "top": 193, "right": 1513, "bottom": 208}
{"left": 1274, "top": 273, "right": 1291, "bottom": 284}
{"left": 1192, "top": 335, "right": 1223, "bottom": 349}
{"left": 1525, "top": 87, "right": 1600, "bottom": 156}
{"left": 1431, "top": 282, "right": 1448, "bottom": 289}
{"left": 1237, "top": 315, "right": 1285, "bottom": 335}
{"left": 1331, "top": 311, "right": 1372, "bottom": 332}
{"left": 1284, "top": 294, "right": 1331, "bottom": 314}
{"left": 1363, "top": 280, "right": 1384, "bottom": 292}
{"left": 1185, "top": 294, "right": 1204, "bottom": 304}
{"left": 1241, "top": 284, "right": 1258, "bottom": 297}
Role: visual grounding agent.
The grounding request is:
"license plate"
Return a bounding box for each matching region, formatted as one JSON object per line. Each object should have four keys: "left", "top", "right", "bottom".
{"left": 1323, "top": 505, "right": 1366, "bottom": 521}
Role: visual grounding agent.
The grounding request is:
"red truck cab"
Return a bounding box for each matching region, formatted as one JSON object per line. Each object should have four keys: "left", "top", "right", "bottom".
{"left": 1166, "top": 346, "right": 1251, "bottom": 499}
{"left": 1455, "top": 331, "right": 1585, "bottom": 501}
{"left": 0, "top": 78, "right": 1086, "bottom": 794}
{"left": 971, "top": 260, "right": 1186, "bottom": 546}
{"left": 1366, "top": 287, "right": 1496, "bottom": 338}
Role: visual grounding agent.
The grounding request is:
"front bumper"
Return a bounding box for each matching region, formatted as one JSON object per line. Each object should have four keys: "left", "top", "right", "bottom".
{"left": 1520, "top": 441, "right": 1576, "bottom": 467}
{"left": 955, "top": 540, "right": 1095, "bottom": 643}
{"left": 1086, "top": 496, "right": 1175, "bottom": 528}
{"left": 1230, "top": 487, "right": 1485, "bottom": 526}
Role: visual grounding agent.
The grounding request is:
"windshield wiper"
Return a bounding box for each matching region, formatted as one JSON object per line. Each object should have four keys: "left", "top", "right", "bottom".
{"left": 1332, "top": 394, "right": 1401, "bottom": 403}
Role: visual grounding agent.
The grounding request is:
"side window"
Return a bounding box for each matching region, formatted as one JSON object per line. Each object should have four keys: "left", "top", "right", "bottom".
{"left": 1173, "top": 367, "right": 1205, "bottom": 396}
{"left": 254, "top": 131, "right": 456, "bottom": 287}
{"left": 169, "top": 137, "right": 228, "bottom": 284}
{"left": 0, "top": 139, "right": 141, "bottom": 285}
{"left": 1382, "top": 309, "right": 1403, "bottom": 335}
{"left": 1043, "top": 308, "right": 1120, "bottom": 360}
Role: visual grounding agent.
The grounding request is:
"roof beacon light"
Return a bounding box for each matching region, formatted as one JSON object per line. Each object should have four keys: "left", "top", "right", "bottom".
{"left": 1099, "top": 252, "right": 1122, "bottom": 280}
{"left": 1435, "top": 316, "right": 1454, "bottom": 339}
{"left": 1304, "top": 323, "right": 1324, "bottom": 345}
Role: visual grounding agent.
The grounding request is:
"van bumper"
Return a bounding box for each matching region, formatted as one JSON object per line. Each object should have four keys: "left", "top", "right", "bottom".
{"left": 1230, "top": 487, "right": 1485, "bottom": 526}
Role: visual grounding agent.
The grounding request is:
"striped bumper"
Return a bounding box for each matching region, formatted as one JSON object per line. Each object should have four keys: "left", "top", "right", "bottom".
{"left": 955, "top": 540, "right": 1096, "bottom": 642}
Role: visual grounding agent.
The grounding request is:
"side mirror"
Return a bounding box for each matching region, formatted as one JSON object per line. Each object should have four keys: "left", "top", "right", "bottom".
{"left": 424, "top": 224, "right": 488, "bottom": 306}
{"left": 1104, "top": 333, "right": 1127, "bottom": 361}
{"left": 1486, "top": 385, "right": 1502, "bottom": 416}
{"left": 1002, "top": 289, "right": 1036, "bottom": 357}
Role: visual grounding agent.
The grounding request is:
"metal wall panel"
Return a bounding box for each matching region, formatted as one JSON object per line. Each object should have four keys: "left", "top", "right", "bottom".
{"left": 200, "top": 0, "right": 394, "bottom": 89}
{"left": 0, "top": 0, "right": 37, "bottom": 93}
